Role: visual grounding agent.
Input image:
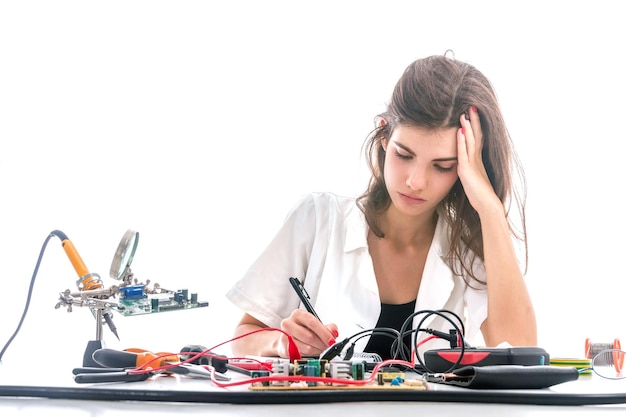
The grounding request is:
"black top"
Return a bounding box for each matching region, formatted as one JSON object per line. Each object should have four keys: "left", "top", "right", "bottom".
{"left": 363, "top": 299, "right": 416, "bottom": 359}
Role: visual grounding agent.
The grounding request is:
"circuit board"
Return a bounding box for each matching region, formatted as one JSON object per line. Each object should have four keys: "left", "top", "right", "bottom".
{"left": 245, "top": 359, "right": 427, "bottom": 391}
{"left": 108, "top": 286, "right": 209, "bottom": 316}
{"left": 248, "top": 380, "right": 427, "bottom": 391}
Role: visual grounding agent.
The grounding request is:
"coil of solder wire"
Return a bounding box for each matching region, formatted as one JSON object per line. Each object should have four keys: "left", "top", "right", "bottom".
{"left": 586, "top": 338, "right": 622, "bottom": 366}
{"left": 585, "top": 338, "right": 624, "bottom": 375}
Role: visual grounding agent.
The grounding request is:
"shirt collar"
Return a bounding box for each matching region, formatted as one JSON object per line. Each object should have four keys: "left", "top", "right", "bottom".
{"left": 344, "top": 204, "right": 369, "bottom": 252}
{"left": 344, "top": 204, "right": 457, "bottom": 314}
{"left": 344, "top": 204, "right": 452, "bottom": 256}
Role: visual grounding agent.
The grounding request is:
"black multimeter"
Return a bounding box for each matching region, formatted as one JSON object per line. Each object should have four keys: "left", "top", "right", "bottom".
{"left": 423, "top": 346, "right": 550, "bottom": 373}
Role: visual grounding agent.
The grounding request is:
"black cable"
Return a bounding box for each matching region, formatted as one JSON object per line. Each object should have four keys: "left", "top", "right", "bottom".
{"left": 348, "top": 327, "right": 405, "bottom": 360}
{"left": 388, "top": 329, "right": 414, "bottom": 360}
{"left": 320, "top": 327, "right": 405, "bottom": 362}
{"left": 349, "top": 327, "right": 401, "bottom": 345}
{"left": 413, "top": 310, "right": 466, "bottom": 373}
{"left": 0, "top": 232, "right": 55, "bottom": 363}
{"left": 2, "top": 384, "right": 626, "bottom": 405}
{"left": 333, "top": 310, "right": 468, "bottom": 366}
{"left": 395, "top": 309, "right": 466, "bottom": 371}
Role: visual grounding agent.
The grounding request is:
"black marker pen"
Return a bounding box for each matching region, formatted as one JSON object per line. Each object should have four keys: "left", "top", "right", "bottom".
{"left": 289, "top": 276, "right": 321, "bottom": 322}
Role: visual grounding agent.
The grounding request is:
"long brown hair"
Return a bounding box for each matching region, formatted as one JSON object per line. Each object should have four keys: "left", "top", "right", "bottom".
{"left": 356, "top": 54, "right": 527, "bottom": 285}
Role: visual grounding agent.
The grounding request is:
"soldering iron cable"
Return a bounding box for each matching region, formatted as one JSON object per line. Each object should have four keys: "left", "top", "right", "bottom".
{"left": 0, "top": 232, "right": 55, "bottom": 363}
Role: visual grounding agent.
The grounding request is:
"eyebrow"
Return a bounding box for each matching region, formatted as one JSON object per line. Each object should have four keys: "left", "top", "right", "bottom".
{"left": 393, "top": 141, "right": 458, "bottom": 162}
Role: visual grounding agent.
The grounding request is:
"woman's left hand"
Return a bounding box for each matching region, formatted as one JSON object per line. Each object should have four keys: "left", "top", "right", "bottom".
{"left": 456, "top": 106, "right": 500, "bottom": 215}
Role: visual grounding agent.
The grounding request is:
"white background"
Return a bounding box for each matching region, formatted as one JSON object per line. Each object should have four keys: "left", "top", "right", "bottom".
{"left": 0, "top": 0, "right": 624, "bottom": 369}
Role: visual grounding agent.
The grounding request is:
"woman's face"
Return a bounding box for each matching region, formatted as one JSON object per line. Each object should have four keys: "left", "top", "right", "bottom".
{"left": 383, "top": 124, "right": 459, "bottom": 218}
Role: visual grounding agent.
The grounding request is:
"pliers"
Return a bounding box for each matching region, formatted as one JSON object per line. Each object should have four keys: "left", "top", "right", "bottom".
{"left": 72, "top": 362, "right": 230, "bottom": 383}
{"left": 72, "top": 366, "right": 155, "bottom": 383}
{"left": 72, "top": 347, "right": 231, "bottom": 384}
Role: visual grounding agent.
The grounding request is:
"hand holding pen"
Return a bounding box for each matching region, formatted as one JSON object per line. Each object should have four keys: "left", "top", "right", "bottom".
{"left": 289, "top": 277, "right": 321, "bottom": 321}
{"left": 285, "top": 277, "right": 338, "bottom": 356}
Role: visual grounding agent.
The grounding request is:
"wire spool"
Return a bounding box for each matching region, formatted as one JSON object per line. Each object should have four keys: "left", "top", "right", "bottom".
{"left": 585, "top": 338, "right": 621, "bottom": 359}
{"left": 585, "top": 338, "right": 623, "bottom": 373}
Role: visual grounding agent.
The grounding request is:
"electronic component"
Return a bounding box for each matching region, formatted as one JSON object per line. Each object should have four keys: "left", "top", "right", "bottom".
{"left": 111, "top": 287, "right": 208, "bottom": 316}
{"left": 250, "top": 370, "right": 271, "bottom": 386}
{"left": 268, "top": 358, "right": 291, "bottom": 386}
{"left": 376, "top": 366, "right": 404, "bottom": 385}
{"left": 328, "top": 361, "right": 352, "bottom": 384}
{"left": 293, "top": 359, "right": 328, "bottom": 378}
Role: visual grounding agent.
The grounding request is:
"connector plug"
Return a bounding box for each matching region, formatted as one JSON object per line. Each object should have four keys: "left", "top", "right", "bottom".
{"left": 320, "top": 338, "right": 349, "bottom": 361}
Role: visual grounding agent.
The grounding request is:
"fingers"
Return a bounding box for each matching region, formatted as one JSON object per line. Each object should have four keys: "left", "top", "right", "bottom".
{"left": 460, "top": 105, "right": 482, "bottom": 159}
{"left": 469, "top": 105, "right": 483, "bottom": 142}
{"left": 326, "top": 324, "right": 339, "bottom": 339}
{"left": 281, "top": 310, "right": 337, "bottom": 356}
{"left": 456, "top": 105, "right": 497, "bottom": 213}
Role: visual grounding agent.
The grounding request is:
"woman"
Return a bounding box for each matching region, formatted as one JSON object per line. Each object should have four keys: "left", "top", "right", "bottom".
{"left": 226, "top": 54, "right": 537, "bottom": 360}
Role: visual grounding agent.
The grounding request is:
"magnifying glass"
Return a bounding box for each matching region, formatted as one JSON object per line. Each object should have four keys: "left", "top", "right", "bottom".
{"left": 580, "top": 349, "right": 625, "bottom": 380}
{"left": 109, "top": 229, "right": 139, "bottom": 284}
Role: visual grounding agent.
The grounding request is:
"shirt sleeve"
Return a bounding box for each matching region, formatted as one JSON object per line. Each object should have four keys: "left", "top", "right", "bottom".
{"left": 225, "top": 193, "right": 318, "bottom": 328}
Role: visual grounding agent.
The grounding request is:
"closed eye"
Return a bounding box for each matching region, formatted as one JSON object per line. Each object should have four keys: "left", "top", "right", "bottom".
{"left": 394, "top": 150, "right": 412, "bottom": 160}
{"left": 434, "top": 164, "right": 456, "bottom": 173}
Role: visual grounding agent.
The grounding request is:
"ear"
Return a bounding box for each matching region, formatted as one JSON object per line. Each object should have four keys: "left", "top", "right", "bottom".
{"left": 378, "top": 117, "right": 388, "bottom": 151}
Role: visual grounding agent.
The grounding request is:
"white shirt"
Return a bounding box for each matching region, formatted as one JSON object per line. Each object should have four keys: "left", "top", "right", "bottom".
{"left": 226, "top": 192, "right": 488, "bottom": 354}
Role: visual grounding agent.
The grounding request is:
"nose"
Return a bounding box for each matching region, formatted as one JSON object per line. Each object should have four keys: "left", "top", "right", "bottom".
{"left": 406, "top": 164, "right": 428, "bottom": 191}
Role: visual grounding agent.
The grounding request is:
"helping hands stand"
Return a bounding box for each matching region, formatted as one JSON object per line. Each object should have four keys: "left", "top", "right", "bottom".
{"left": 54, "top": 229, "right": 209, "bottom": 368}
{"left": 83, "top": 308, "right": 105, "bottom": 368}
{"left": 55, "top": 288, "right": 119, "bottom": 367}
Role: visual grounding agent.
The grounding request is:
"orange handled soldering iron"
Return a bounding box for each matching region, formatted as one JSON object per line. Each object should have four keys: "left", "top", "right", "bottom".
{"left": 51, "top": 230, "right": 119, "bottom": 340}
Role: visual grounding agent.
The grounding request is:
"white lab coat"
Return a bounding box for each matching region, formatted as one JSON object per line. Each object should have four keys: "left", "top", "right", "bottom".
{"left": 226, "top": 192, "right": 488, "bottom": 354}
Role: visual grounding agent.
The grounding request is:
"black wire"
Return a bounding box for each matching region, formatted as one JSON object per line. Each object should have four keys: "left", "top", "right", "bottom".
{"left": 0, "top": 232, "right": 56, "bottom": 363}
{"left": 389, "top": 329, "right": 414, "bottom": 360}
{"left": 395, "top": 309, "right": 467, "bottom": 370}
{"left": 334, "top": 309, "right": 469, "bottom": 369}
{"left": 4, "top": 384, "right": 626, "bottom": 405}
{"left": 412, "top": 310, "right": 466, "bottom": 373}
{"left": 348, "top": 327, "right": 403, "bottom": 359}
{"left": 349, "top": 327, "right": 401, "bottom": 345}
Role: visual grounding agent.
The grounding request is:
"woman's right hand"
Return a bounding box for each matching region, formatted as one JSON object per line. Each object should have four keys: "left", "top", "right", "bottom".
{"left": 278, "top": 309, "right": 338, "bottom": 358}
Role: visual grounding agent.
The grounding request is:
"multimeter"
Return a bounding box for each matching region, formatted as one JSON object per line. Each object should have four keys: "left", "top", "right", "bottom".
{"left": 423, "top": 346, "right": 550, "bottom": 373}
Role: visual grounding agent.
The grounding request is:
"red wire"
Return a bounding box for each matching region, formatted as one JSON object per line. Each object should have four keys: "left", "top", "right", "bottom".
{"left": 129, "top": 327, "right": 301, "bottom": 374}
{"left": 209, "top": 358, "right": 417, "bottom": 388}
{"left": 417, "top": 335, "right": 437, "bottom": 347}
{"left": 127, "top": 327, "right": 436, "bottom": 388}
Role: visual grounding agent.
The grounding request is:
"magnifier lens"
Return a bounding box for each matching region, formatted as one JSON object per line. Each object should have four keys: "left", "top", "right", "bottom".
{"left": 592, "top": 349, "right": 626, "bottom": 379}
{"left": 109, "top": 230, "right": 139, "bottom": 280}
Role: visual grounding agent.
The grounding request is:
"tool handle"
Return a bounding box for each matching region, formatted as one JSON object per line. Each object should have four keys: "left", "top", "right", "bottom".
{"left": 74, "top": 371, "right": 151, "bottom": 383}
{"left": 93, "top": 348, "right": 143, "bottom": 368}
{"left": 72, "top": 367, "right": 126, "bottom": 375}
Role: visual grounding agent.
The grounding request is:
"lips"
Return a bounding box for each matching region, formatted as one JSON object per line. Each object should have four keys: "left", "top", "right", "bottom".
{"left": 398, "top": 192, "right": 426, "bottom": 204}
